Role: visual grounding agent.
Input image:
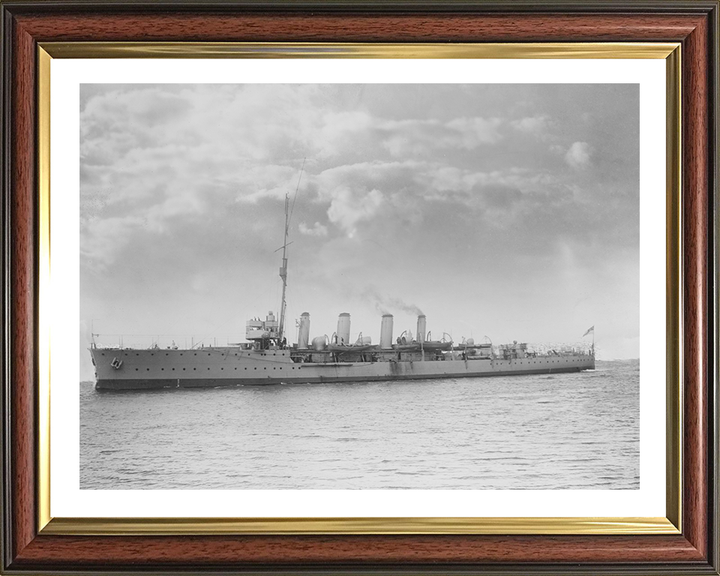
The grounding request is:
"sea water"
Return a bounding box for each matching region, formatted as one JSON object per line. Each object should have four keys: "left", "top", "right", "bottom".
{"left": 79, "top": 359, "right": 639, "bottom": 490}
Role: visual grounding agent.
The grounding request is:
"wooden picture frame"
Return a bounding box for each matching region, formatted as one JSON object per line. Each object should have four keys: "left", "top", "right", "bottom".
{"left": 1, "top": 1, "right": 717, "bottom": 573}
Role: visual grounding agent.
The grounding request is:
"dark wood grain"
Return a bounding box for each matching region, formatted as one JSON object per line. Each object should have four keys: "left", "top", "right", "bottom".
{"left": 13, "top": 12, "right": 705, "bottom": 42}
{"left": 1, "top": 3, "right": 717, "bottom": 574}
{"left": 10, "top": 534, "right": 707, "bottom": 567}
{"left": 681, "top": 9, "right": 710, "bottom": 560}
{"left": 9, "top": 15, "right": 37, "bottom": 562}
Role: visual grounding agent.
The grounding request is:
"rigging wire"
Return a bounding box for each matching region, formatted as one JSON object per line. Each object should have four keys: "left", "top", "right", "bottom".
{"left": 288, "top": 157, "right": 306, "bottom": 229}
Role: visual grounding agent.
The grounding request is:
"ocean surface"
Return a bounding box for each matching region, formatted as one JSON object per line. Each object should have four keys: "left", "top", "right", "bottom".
{"left": 80, "top": 359, "right": 639, "bottom": 490}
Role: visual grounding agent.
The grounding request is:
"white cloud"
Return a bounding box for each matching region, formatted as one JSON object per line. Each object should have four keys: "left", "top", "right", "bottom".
{"left": 326, "top": 187, "right": 384, "bottom": 238}
{"left": 145, "top": 190, "right": 205, "bottom": 232}
{"left": 80, "top": 215, "right": 146, "bottom": 270}
{"left": 446, "top": 117, "right": 503, "bottom": 148}
{"left": 316, "top": 110, "right": 375, "bottom": 158}
{"left": 298, "top": 222, "right": 329, "bottom": 237}
{"left": 234, "top": 165, "right": 304, "bottom": 204}
{"left": 429, "top": 166, "right": 555, "bottom": 196}
{"left": 565, "top": 141, "right": 592, "bottom": 169}
{"left": 383, "top": 117, "right": 502, "bottom": 157}
{"left": 511, "top": 114, "right": 551, "bottom": 135}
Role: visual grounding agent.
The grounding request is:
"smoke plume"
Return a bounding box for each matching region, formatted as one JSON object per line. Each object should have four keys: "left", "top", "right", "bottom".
{"left": 362, "top": 286, "right": 424, "bottom": 317}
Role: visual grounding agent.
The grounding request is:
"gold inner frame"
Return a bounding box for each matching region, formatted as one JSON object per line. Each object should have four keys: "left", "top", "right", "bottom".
{"left": 36, "top": 42, "right": 682, "bottom": 536}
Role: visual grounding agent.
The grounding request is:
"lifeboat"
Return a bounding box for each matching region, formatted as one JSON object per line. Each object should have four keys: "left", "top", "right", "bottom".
{"left": 328, "top": 343, "right": 377, "bottom": 354}
{"left": 421, "top": 340, "right": 453, "bottom": 351}
{"left": 392, "top": 343, "right": 420, "bottom": 351}
{"left": 392, "top": 331, "right": 420, "bottom": 351}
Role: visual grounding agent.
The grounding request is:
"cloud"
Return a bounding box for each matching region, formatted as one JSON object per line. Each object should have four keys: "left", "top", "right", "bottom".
{"left": 79, "top": 84, "right": 515, "bottom": 267}
{"left": 445, "top": 117, "right": 503, "bottom": 148}
{"left": 316, "top": 111, "right": 375, "bottom": 158}
{"left": 298, "top": 222, "right": 328, "bottom": 237}
{"left": 382, "top": 117, "right": 502, "bottom": 157}
{"left": 429, "top": 166, "right": 555, "bottom": 196}
{"left": 326, "top": 187, "right": 384, "bottom": 238}
{"left": 511, "top": 114, "right": 551, "bottom": 135}
{"left": 234, "top": 165, "right": 305, "bottom": 204}
{"left": 81, "top": 215, "right": 146, "bottom": 270}
{"left": 565, "top": 141, "right": 592, "bottom": 169}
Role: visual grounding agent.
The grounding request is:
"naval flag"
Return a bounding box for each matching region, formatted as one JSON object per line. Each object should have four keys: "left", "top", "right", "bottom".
{"left": 583, "top": 326, "right": 595, "bottom": 337}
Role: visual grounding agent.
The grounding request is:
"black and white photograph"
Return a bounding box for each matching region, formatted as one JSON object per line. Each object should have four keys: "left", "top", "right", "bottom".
{"left": 79, "top": 82, "right": 640, "bottom": 491}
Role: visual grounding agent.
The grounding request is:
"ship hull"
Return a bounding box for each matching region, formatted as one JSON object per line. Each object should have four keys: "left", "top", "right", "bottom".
{"left": 91, "top": 347, "right": 595, "bottom": 391}
{"left": 95, "top": 366, "right": 589, "bottom": 390}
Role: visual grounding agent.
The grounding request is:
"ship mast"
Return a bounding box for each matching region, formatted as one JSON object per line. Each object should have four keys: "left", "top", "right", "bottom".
{"left": 278, "top": 193, "right": 290, "bottom": 342}
{"left": 277, "top": 159, "right": 305, "bottom": 343}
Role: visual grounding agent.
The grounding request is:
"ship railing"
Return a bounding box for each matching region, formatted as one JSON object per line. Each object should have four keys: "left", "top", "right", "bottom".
{"left": 493, "top": 342, "right": 594, "bottom": 357}
{"left": 90, "top": 334, "right": 249, "bottom": 350}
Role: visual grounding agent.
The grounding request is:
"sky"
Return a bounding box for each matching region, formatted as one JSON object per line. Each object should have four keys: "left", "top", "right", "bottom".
{"left": 79, "top": 83, "right": 639, "bottom": 379}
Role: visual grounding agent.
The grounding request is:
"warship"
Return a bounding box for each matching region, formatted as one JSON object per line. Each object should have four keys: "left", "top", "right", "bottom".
{"left": 90, "top": 192, "right": 595, "bottom": 391}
